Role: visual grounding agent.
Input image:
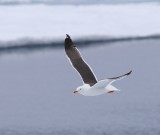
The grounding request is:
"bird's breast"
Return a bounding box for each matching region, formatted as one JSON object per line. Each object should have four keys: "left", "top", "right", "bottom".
{"left": 79, "top": 88, "right": 107, "bottom": 96}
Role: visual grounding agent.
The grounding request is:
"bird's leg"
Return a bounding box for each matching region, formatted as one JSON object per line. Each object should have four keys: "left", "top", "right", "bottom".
{"left": 107, "top": 90, "right": 114, "bottom": 93}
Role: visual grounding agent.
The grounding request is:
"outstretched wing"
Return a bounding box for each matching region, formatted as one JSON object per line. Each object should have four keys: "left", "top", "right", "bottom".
{"left": 108, "top": 70, "right": 132, "bottom": 80}
{"left": 92, "top": 70, "right": 132, "bottom": 89}
{"left": 64, "top": 34, "right": 97, "bottom": 86}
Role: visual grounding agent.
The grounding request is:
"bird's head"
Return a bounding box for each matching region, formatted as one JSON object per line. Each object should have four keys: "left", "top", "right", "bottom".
{"left": 73, "top": 86, "right": 83, "bottom": 94}
{"left": 73, "top": 84, "right": 90, "bottom": 94}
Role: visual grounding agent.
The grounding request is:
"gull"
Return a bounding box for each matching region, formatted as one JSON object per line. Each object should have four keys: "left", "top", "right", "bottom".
{"left": 64, "top": 34, "right": 132, "bottom": 96}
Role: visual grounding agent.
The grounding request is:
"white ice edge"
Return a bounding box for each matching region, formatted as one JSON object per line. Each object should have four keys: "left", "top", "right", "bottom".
{"left": 0, "top": 3, "right": 160, "bottom": 42}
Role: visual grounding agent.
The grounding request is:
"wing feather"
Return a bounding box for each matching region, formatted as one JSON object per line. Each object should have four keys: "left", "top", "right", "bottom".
{"left": 92, "top": 70, "right": 132, "bottom": 89}
{"left": 64, "top": 34, "right": 97, "bottom": 86}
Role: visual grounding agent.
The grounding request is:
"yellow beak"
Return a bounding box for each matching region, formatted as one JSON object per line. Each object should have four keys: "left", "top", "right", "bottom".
{"left": 73, "top": 90, "right": 78, "bottom": 94}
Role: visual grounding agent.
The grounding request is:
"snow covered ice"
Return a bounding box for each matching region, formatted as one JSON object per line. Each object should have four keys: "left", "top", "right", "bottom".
{"left": 0, "top": 4, "right": 160, "bottom": 43}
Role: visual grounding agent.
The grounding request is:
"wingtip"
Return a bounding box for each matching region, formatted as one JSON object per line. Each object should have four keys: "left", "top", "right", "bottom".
{"left": 127, "top": 70, "right": 132, "bottom": 75}
{"left": 65, "top": 34, "right": 74, "bottom": 49}
{"left": 66, "top": 34, "right": 70, "bottom": 39}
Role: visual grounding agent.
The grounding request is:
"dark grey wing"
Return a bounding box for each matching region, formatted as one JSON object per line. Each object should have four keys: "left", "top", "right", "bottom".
{"left": 64, "top": 34, "right": 97, "bottom": 86}
{"left": 108, "top": 70, "right": 132, "bottom": 80}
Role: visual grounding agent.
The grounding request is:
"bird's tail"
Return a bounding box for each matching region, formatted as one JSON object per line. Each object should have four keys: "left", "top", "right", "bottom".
{"left": 106, "top": 84, "right": 120, "bottom": 93}
{"left": 106, "top": 84, "right": 120, "bottom": 91}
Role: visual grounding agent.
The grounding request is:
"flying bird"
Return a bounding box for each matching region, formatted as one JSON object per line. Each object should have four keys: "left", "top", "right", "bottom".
{"left": 64, "top": 34, "right": 132, "bottom": 96}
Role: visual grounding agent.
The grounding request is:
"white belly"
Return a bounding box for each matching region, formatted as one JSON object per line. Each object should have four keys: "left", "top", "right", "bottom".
{"left": 78, "top": 84, "right": 119, "bottom": 96}
{"left": 79, "top": 88, "right": 108, "bottom": 96}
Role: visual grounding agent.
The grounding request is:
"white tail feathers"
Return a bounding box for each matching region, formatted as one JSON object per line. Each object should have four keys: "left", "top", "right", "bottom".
{"left": 106, "top": 84, "right": 120, "bottom": 93}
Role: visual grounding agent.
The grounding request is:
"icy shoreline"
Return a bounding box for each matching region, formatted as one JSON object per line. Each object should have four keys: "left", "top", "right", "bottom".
{"left": 0, "top": 3, "right": 160, "bottom": 43}
{"left": 0, "top": 34, "right": 160, "bottom": 55}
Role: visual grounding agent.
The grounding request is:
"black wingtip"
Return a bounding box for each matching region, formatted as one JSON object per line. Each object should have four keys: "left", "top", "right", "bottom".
{"left": 65, "top": 34, "right": 74, "bottom": 49}
{"left": 66, "top": 34, "right": 70, "bottom": 39}
{"left": 127, "top": 70, "right": 132, "bottom": 75}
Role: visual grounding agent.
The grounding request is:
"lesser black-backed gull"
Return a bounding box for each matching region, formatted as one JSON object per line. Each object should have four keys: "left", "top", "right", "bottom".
{"left": 64, "top": 34, "right": 132, "bottom": 96}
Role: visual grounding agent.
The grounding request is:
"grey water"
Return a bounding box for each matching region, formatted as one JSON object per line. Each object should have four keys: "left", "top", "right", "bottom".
{"left": 0, "top": 0, "right": 159, "bottom": 5}
{"left": 0, "top": 39, "right": 160, "bottom": 134}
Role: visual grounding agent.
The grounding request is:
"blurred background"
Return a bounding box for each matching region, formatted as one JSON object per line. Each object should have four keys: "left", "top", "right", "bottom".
{"left": 0, "top": 0, "right": 160, "bottom": 135}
